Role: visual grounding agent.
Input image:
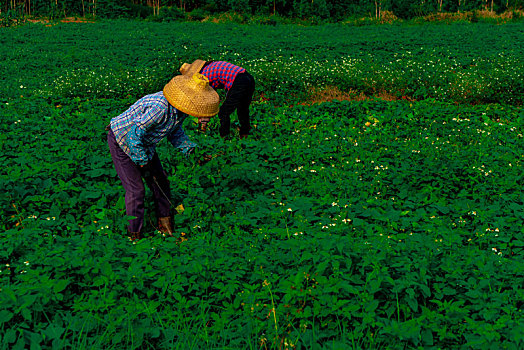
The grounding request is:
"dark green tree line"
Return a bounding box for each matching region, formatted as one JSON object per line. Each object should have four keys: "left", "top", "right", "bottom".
{"left": 1, "top": 0, "right": 523, "bottom": 20}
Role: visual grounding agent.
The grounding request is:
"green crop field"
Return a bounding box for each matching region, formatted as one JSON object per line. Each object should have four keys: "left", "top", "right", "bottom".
{"left": 1, "top": 21, "right": 523, "bottom": 349}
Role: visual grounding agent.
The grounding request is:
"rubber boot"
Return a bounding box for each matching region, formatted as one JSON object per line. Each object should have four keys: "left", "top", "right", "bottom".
{"left": 128, "top": 231, "right": 141, "bottom": 241}
{"left": 158, "top": 216, "right": 174, "bottom": 237}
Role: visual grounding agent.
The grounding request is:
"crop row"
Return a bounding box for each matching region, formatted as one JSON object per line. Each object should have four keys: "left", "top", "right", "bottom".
{"left": 1, "top": 19, "right": 523, "bottom": 349}
{"left": 1, "top": 21, "right": 523, "bottom": 105}
{"left": 1, "top": 95, "right": 522, "bottom": 348}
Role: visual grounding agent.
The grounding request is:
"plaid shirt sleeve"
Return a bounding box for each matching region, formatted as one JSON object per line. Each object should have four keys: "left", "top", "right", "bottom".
{"left": 126, "top": 104, "right": 164, "bottom": 165}
{"left": 168, "top": 121, "right": 197, "bottom": 155}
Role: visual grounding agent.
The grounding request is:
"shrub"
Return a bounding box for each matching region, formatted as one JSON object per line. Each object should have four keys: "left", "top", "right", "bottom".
{"left": 390, "top": 0, "right": 432, "bottom": 20}
{"left": 148, "top": 6, "right": 186, "bottom": 22}
{"left": 94, "top": 0, "right": 130, "bottom": 19}
{"left": 187, "top": 8, "right": 208, "bottom": 21}
{"left": 126, "top": 2, "right": 153, "bottom": 19}
{"left": 206, "top": 11, "right": 245, "bottom": 24}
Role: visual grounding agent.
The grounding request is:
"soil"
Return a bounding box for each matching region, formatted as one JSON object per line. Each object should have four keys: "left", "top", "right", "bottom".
{"left": 27, "top": 17, "right": 95, "bottom": 26}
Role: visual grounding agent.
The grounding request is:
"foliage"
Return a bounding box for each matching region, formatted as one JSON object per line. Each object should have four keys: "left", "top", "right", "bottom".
{"left": 228, "top": 0, "right": 251, "bottom": 14}
{"left": 148, "top": 6, "right": 186, "bottom": 22}
{"left": 187, "top": 7, "right": 208, "bottom": 21}
{"left": 390, "top": 0, "right": 430, "bottom": 20}
{"left": 292, "top": 0, "right": 330, "bottom": 20}
{"left": 1, "top": 21, "right": 522, "bottom": 106}
{"left": 93, "top": 0, "right": 134, "bottom": 19}
{"left": 0, "top": 7, "right": 25, "bottom": 27}
{"left": 0, "top": 21, "right": 523, "bottom": 349}
{"left": 2, "top": 0, "right": 524, "bottom": 23}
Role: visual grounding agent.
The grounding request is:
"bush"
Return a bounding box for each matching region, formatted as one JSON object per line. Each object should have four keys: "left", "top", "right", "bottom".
{"left": 390, "top": 0, "right": 433, "bottom": 20}
{"left": 293, "top": 0, "right": 330, "bottom": 20}
{"left": 148, "top": 6, "right": 186, "bottom": 22}
{"left": 187, "top": 8, "right": 208, "bottom": 21}
{"left": 228, "top": 0, "right": 251, "bottom": 14}
{"left": 95, "top": 0, "right": 130, "bottom": 19}
{"left": 247, "top": 14, "right": 282, "bottom": 25}
{"left": 205, "top": 11, "right": 245, "bottom": 24}
{"left": 127, "top": 2, "right": 153, "bottom": 19}
{"left": 0, "top": 8, "right": 25, "bottom": 27}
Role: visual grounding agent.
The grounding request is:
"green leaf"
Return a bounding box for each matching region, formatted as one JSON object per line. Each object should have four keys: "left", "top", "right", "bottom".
{"left": 407, "top": 297, "right": 418, "bottom": 312}
{"left": 333, "top": 299, "right": 350, "bottom": 311}
{"left": 53, "top": 280, "right": 69, "bottom": 294}
{"left": 43, "top": 324, "right": 65, "bottom": 340}
{"left": 442, "top": 287, "right": 456, "bottom": 296}
{"left": 152, "top": 276, "right": 166, "bottom": 288}
{"left": 0, "top": 310, "right": 13, "bottom": 324}
{"left": 100, "top": 261, "right": 113, "bottom": 277}
{"left": 3, "top": 328, "right": 17, "bottom": 344}
{"left": 21, "top": 307, "right": 32, "bottom": 322}
{"left": 3, "top": 288, "right": 17, "bottom": 303}
{"left": 365, "top": 299, "right": 379, "bottom": 313}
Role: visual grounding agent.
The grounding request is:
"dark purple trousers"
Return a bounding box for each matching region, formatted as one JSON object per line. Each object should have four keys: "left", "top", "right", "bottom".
{"left": 107, "top": 129, "right": 171, "bottom": 233}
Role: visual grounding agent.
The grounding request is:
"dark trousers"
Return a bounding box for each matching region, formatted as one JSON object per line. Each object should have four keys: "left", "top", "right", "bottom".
{"left": 219, "top": 72, "right": 255, "bottom": 137}
{"left": 107, "top": 129, "right": 171, "bottom": 233}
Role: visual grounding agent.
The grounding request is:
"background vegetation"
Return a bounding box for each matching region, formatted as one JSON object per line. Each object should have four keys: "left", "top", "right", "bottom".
{"left": 1, "top": 0, "right": 524, "bottom": 25}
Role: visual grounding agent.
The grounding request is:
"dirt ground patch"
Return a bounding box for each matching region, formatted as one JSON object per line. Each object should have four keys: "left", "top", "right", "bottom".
{"left": 305, "top": 85, "right": 414, "bottom": 105}
{"left": 27, "top": 17, "right": 95, "bottom": 25}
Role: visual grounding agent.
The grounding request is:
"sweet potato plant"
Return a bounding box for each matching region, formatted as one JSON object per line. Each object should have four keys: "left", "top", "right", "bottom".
{"left": 0, "top": 20, "right": 523, "bottom": 349}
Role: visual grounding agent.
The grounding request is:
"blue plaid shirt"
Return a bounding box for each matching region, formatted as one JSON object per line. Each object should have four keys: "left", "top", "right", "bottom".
{"left": 110, "top": 91, "right": 196, "bottom": 166}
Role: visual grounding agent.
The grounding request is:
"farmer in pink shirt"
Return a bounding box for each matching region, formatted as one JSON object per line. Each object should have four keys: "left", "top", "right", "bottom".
{"left": 180, "top": 60, "right": 255, "bottom": 139}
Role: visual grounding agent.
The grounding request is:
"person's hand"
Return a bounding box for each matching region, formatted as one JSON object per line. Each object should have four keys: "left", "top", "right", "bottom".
{"left": 198, "top": 117, "right": 211, "bottom": 133}
{"left": 198, "top": 154, "right": 213, "bottom": 166}
{"left": 140, "top": 161, "right": 153, "bottom": 178}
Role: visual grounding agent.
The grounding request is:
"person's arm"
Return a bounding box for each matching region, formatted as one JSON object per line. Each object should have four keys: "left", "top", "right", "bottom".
{"left": 168, "top": 123, "right": 197, "bottom": 155}
{"left": 126, "top": 105, "right": 163, "bottom": 166}
{"left": 167, "top": 112, "right": 197, "bottom": 155}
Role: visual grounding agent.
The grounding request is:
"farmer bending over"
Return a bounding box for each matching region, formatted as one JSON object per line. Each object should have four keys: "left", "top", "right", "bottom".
{"left": 107, "top": 73, "right": 219, "bottom": 241}
{"left": 180, "top": 59, "right": 255, "bottom": 139}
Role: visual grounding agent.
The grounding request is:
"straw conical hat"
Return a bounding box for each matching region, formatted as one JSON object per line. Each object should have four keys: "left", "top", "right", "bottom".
{"left": 163, "top": 73, "right": 219, "bottom": 118}
{"left": 179, "top": 59, "right": 206, "bottom": 76}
